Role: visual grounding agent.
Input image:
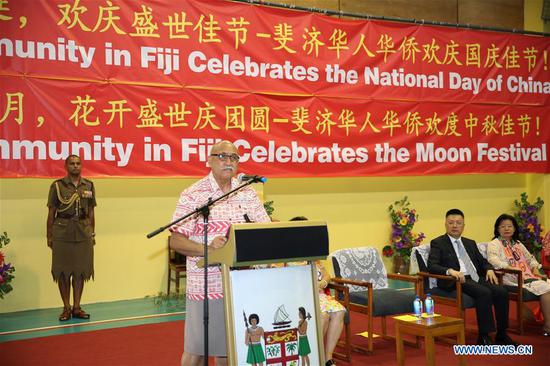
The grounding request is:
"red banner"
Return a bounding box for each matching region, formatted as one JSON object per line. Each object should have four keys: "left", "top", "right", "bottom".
{"left": 1, "top": 0, "right": 548, "bottom": 177}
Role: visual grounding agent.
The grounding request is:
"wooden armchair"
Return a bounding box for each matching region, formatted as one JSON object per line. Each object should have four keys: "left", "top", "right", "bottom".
{"left": 477, "top": 242, "right": 541, "bottom": 335}
{"left": 413, "top": 243, "right": 510, "bottom": 335}
{"left": 412, "top": 245, "right": 475, "bottom": 320}
{"left": 495, "top": 267, "right": 542, "bottom": 334}
{"left": 327, "top": 281, "right": 352, "bottom": 363}
{"left": 167, "top": 236, "right": 187, "bottom": 294}
{"left": 331, "top": 247, "right": 420, "bottom": 354}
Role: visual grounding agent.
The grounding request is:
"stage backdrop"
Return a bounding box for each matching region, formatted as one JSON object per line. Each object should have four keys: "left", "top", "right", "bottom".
{"left": 0, "top": 0, "right": 548, "bottom": 177}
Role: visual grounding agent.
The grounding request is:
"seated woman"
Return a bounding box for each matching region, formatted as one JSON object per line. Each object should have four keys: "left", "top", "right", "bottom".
{"left": 487, "top": 213, "right": 550, "bottom": 336}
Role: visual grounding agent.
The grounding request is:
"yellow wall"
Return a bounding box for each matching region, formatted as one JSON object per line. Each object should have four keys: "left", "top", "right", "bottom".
{"left": 0, "top": 1, "right": 547, "bottom": 313}
{"left": 266, "top": 174, "right": 548, "bottom": 268}
{"left": 0, "top": 177, "right": 193, "bottom": 312}
{"left": 1, "top": 173, "right": 548, "bottom": 313}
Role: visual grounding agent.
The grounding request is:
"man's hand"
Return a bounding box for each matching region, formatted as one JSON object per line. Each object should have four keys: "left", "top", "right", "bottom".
{"left": 47, "top": 238, "right": 53, "bottom": 248}
{"left": 210, "top": 236, "right": 228, "bottom": 249}
{"left": 448, "top": 269, "right": 465, "bottom": 283}
{"left": 486, "top": 269, "right": 498, "bottom": 284}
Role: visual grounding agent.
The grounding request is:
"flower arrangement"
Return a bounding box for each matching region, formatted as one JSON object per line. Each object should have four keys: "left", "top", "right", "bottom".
{"left": 382, "top": 197, "right": 425, "bottom": 262}
{"left": 513, "top": 192, "right": 544, "bottom": 260}
{"left": 0, "top": 231, "right": 15, "bottom": 299}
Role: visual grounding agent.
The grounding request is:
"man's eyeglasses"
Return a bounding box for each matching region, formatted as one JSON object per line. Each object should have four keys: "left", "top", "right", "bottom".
{"left": 210, "top": 153, "right": 240, "bottom": 162}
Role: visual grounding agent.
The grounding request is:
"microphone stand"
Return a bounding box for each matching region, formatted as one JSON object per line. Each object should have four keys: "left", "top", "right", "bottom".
{"left": 147, "top": 176, "right": 263, "bottom": 366}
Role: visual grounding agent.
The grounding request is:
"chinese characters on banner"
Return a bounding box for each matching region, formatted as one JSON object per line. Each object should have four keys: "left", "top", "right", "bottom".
{"left": 0, "top": 0, "right": 548, "bottom": 177}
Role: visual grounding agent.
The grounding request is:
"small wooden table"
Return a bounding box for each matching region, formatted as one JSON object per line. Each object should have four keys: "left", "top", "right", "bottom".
{"left": 394, "top": 314, "right": 465, "bottom": 366}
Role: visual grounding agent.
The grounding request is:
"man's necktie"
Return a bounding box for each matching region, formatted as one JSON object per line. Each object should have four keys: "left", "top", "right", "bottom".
{"left": 456, "top": 239, "right": 479, "bottom": 282}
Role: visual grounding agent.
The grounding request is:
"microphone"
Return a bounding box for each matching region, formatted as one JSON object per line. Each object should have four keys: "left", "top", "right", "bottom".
{"left": 238, "top": 173, "right": 268, "bottom": 183}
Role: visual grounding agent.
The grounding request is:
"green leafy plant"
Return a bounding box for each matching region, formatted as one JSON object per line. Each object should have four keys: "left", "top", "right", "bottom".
{"left": 513, "top": 192, "right": 544, "bottom": 260}
{"left": 0, "top": 231, "right": 15, "bottom": 299}
{"left": 147, "top": 291, "right": 185, "bottom": 310}
{"left": 263, "top": 200, "right": 275, "bottom": 217}
{"left": 382, "top": 197, "right": 425, "bottom": 262}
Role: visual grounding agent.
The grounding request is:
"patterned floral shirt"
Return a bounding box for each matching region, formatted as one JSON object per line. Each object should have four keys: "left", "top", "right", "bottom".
{"left": 171, "top": 172, "right": 270, "bottom": 300}
{"left": 487, "top": 238, "right": 540, "bottom": 286}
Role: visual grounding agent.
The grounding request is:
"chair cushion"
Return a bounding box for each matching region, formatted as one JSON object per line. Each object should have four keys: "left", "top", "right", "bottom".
{"left": 429, "top": 287, "right": 476, "bottom": 309}
{"left": 349, "top": 288, "right": 417, "bottom": 317}
{"left": 504, "top": 285, "right": 540, "bottom": 302}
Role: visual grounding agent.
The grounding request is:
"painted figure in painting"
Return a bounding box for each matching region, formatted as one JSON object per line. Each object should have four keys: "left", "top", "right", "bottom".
{"left": 297, "top": 307, "right": 311, "bottom": 366}
{"left": 245, "top": 313, "right": 266, "bottom": 365}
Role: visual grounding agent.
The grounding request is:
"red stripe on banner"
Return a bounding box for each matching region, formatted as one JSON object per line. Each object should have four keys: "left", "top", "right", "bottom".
{"left": 0, "top": 0, "right": 548, "bottom": 177}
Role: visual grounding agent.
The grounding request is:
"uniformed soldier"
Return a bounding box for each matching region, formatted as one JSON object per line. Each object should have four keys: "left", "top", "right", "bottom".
{"left": 47, "top": 155, "right": 96, "bottom": 321}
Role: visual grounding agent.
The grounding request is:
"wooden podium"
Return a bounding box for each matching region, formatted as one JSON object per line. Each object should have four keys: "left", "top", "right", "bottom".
{"left": 200, "top": 220, "right": 329, "bottom": 366}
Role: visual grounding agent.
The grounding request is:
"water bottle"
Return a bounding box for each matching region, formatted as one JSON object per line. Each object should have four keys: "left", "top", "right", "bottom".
{"left": 413, "top": 295, "right": 423, "bottom": 318}
{"left": 425, "top": 294, "right": 434, "bottom": 317}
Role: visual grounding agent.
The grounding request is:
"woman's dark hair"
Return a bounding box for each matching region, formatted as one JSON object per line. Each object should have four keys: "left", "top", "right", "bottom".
{"left": 493, "top": 213, "right": 520, "bottom": 241}
{"left": 298, "top": 307, "right": 306, "bottom": 319}
{"left": 249, "top": 313, "right": 259, "bottom": 324}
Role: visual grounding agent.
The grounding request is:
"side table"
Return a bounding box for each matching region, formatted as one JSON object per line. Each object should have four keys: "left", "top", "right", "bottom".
{"left": 394, "top": 314, "right": 465, "bottom": 366}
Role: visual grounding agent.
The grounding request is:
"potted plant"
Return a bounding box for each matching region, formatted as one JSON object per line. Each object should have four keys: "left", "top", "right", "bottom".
{"left": 0, "top": 231, "right": 15, "bottom": 299}
{"left": 513, "top": 192, "right": 544, "bottom": 261}
{"left": 382, "top": 197, "right": 425, "bottom": 273}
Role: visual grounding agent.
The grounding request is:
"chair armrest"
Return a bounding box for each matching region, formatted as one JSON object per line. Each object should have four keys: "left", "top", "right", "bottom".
{"left": 331, "top": 276, "right": 373, "bottom": 290}
{"left": 497, "top": 268, "right": 522, "bottom": 281}
{"left": 327, "top": 281, "right": 350, "bottom": 309}
{"left": 417, "top": 271, "right": 459, "bottom": 282}
{"left": 498, "top": 267, "right": 523, "bottom": 275}
{"left": 492, "top": 270, "right": 504, "bottom": 284}
{"left": 496, "top": 267, "right": 523, "bottom": 288}
{"left": 327, "top": 281, "right": 349, "bottom": 293}
{"left": 417, "top": 271, "right": 463, "bottom": 312}
{"left": 387, "top": 273, "right": 419, "bottom": 283}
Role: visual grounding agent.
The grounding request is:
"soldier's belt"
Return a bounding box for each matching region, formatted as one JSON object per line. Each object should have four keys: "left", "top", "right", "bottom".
{"left": 56, "top": 214, "right": 88, "bottom": 220}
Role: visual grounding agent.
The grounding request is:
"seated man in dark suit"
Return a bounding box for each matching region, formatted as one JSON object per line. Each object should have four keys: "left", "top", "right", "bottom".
{"left": 428, "top": 209, "right": 517, "bottom": 346}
